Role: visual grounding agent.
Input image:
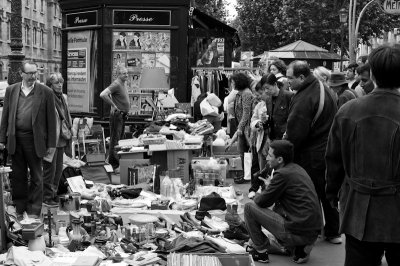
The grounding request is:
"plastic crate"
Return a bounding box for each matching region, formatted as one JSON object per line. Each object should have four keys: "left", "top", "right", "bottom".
{"left": 192, "top": 160, "right": 227, "bottom": 186}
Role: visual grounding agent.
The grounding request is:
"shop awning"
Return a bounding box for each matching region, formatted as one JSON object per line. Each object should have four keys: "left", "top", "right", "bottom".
{"left": 256, "top": 40, "right": 344, "bottom": 61}
{"left": 192, "top": 8, "right": 237, "bottom": 34}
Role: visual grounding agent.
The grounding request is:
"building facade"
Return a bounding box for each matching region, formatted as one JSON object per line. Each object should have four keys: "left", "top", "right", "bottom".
{"left": 0, "top": 0, "right": 62, "bottom": 82}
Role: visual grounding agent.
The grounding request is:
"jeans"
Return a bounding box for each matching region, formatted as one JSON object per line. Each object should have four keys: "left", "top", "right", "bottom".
{"left": 43, "top": 146, "right": 65, "bottom": 200}
{"left": 11, "top": 135, "right": 43, "bottom": 216}
{"left": 109, "top": 110, "right": 126, "bottom": 169}
{"left": 345, "top": 234, "right": 400, "bottom": 266}
{"left": 244, "top": 201, "right": 318, "bottom": 251}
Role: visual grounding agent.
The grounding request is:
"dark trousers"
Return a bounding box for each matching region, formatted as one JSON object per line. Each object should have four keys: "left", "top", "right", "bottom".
{"left": 305, "top": 165, "right": 339, "bottom": 238}
{"left": 11, "top": 136, "right": 43, "bottom": 216}
{"left": 43, "top": 146, "right": 65, "bottom": 200}
{"left": 249, "top": 145, "right": 264, "bottom": 192}
{"left": 345, "top": 234, "right": 400, "bottom": 266}
{"left": 109, "top": 110, "right": 126, "bottom": 169}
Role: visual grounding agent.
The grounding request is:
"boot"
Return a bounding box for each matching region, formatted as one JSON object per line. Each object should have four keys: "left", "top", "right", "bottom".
{"left": 225, "top": 203, "right": 242, "bottom": 228}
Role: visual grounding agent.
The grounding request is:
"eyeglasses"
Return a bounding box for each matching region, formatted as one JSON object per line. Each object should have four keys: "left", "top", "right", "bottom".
{"left": 22, "top": 71, "right": 37, "bottom": 75}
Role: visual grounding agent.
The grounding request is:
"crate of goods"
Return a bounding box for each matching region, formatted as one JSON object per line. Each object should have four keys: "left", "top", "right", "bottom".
{"left": 140, "top": 134, "right": 166, "bottom": 145}
{"left": 192, "top": 158, "right": 227, "bottom": 186}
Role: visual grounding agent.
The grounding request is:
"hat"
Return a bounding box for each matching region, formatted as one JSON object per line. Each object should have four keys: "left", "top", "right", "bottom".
{"left": 329, "top": 72, "right": 348, "bottom": 87}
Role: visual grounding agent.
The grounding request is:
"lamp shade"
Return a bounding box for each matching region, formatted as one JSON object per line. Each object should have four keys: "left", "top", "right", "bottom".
{"left": 139, "top": 67, "right": 169, "bottom": 91}
{"left": 339, "top": 8, "right": 348, "bottom": 24}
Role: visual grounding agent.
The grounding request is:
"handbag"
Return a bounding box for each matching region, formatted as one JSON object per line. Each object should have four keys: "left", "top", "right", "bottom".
{"left": 243, "top": 151, "right": 252, "bottom": 180}
{"left": 61, "top": 119, "right": 72, "bottom": 140}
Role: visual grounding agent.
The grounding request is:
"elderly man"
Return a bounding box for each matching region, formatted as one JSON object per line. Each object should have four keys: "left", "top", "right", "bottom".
{"left": 0, "top": 61, "right": 57, "bottom": 218}
{"left": 244, "top": 140, "right": 322, "bottom": 264}
{"left": 326, "top": 44, "right": 400, "bottom": 266}
{"left": 100, "top": 65, "right": 130, "bottom": 173}
{"left": 329, "top": 72, "right": 357, "bottom": 108}
{"left": 285, "top": 61, "right": 341, "bottom": 244}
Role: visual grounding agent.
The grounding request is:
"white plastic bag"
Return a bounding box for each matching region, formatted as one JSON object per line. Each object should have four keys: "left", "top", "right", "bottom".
{"left": 200, "top": 99, "right": 218, "bottom": 116}
{"left": 206, "top": 93, "right": 222, "bottom": 107}
{"left": 244, "top": 152, "right": 252, "bottom": 180}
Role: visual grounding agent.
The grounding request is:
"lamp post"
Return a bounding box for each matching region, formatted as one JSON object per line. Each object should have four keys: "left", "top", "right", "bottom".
{"left": 7, "top": 0, "right": 25, "bottom": 84}
{"left": 339, "top": 8, "right": 348, "bottom": 72}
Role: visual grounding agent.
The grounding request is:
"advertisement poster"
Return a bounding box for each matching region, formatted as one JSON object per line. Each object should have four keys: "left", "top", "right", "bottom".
{"left": 112, "top": 30, "right": 170, "bottom": 115}
{"left": 195, "top": 37, "right": 225, "bottom": 67}
{"left": 240, "top": 51, "right": 254, "bottom": 68}
{"left": 67, "top": 30, "right": 97, "bottom": 113}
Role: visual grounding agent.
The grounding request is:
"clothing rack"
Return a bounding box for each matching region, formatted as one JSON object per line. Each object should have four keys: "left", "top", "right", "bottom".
{"left": 191, "top": 67, "right": 260, "bottom": 71}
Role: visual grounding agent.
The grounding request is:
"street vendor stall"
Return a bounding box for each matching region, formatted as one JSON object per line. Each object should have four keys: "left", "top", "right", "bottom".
{"left": 58, "top": 0, "right": 239, "bottom": 131}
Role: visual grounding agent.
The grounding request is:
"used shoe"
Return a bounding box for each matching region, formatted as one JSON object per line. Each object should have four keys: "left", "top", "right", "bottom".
{"left": 292, "top": 244, "right": 313, "bottom": 264}
{"left": 248, "top": 191, "right": 256, "bottom": 199}
{"left": 326, "top": 236, "right": 342, "bottom": 244}
{"left": 249, "top": 248, "right": 270, "bottom": 263}
{"left": 234, "top": 176, "right": 249, "bottom": 184}
{"left": 223, "top": 226, "right": 250, "bottom": 241}
{"left": 43, "top": 199, "right": 59, "bottom": 207}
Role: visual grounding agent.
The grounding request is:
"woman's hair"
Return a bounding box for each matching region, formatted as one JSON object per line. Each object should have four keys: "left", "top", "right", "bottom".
{"left": 313, "top": 66, "right": 331, "bottom": 83}
{"left": 260, "top": 74, "right": 281, "bottom": 89}
{"left": 119, "top": 32, "right": 126, "bottom": 37}
{"left": 254, "top": 81, "right": 264, "bottom": 92}
{"left": 46, "top": 72, "right": 64, "bottom": 88}
{"left": 133, "top": 32, "right": 140, "bottom": 37}
{"left": 269, "top": 59, "right": 287, "bottom": 75}
{"left": 229, "top": 72, "right": 251, "bottom": 91}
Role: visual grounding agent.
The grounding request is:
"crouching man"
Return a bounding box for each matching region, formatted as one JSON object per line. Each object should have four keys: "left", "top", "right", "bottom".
{"left": 244, "top": 140, "right": 322, "bottom": 264}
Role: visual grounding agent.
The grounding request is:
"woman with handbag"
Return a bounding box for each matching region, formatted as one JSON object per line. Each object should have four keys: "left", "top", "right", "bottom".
{"left": 43, "top": 73, "right": 72, "bottom": 206}
{"left": 226, "top": 73, "right": 255, "bottom": 184}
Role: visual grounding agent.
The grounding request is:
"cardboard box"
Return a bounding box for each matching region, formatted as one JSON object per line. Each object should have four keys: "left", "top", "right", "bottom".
{"left": 120, "top": 159, "right": 150, "bottom": 185}
{"left": 168, "top": 253, "right": 255, "bottom": 266}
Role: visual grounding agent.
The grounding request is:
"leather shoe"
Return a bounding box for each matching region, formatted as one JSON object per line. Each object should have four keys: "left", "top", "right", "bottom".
{"left": 43, "top": 199, "right": 58, "bottom": 207}
{"left": 234, "top": 176, "right": 249, "bottom": 184}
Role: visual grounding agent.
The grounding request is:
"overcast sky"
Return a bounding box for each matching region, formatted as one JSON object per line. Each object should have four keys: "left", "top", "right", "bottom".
{"left": 226, "top": 0, "right": 237, "bottom": 20}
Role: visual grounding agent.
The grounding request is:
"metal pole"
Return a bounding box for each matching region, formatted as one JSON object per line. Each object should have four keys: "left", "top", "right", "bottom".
{"left": 7, "top": 0, "right": 25, "bottom": 85}
{"left": 354, "top": 0, "right": 377, "bottom": 51}
{"left": 340, "top": 25, "right": 344, "bottom": 71}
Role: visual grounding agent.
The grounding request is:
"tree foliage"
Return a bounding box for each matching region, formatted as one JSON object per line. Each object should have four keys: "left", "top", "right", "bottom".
{"left": 195, "top": 0, "right": 228, "bottom": 23}
{"left": 233, "top": 0, "right": 400, "bottom": 55}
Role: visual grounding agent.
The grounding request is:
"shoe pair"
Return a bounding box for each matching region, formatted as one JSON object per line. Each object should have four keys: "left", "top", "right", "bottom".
{"left": 223, "top": 225, "right": 250, "bottom": 241}
{"left": 234, "top": 176, "right": 249, "bottom": 184}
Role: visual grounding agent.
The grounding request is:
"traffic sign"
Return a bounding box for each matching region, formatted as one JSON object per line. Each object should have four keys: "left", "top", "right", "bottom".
{"left": 383, "top": 0, "right": 400, "bottom": 14}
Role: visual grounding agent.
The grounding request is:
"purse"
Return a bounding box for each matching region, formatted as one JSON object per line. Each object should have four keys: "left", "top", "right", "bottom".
{"left": 61, "top": 119, "right": 72, "bottom": 140}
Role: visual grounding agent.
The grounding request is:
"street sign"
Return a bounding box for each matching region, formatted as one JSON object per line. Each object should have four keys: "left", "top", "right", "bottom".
{"left": 383, "top": 0, "right": 400, "bottom": 14}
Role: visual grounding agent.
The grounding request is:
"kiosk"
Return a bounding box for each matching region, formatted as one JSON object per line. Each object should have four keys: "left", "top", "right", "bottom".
{"left": 58, "top": 0, "right": 239, "bottom": 125}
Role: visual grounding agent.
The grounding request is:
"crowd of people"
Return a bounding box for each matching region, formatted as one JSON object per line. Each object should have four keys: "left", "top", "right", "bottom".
{"left": 195, "top": 44, "right": 400, "bottom": 265}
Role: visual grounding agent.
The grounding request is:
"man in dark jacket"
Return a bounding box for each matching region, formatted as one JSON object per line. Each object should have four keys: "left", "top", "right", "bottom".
{"left": 326, "top": 44, "right": 400, "bottom": 266}
{"left": 285, "top": 61, "right": 341, "bottom": 244}
{"left": 244, "top": 140, "right": 321, "bottom": 264}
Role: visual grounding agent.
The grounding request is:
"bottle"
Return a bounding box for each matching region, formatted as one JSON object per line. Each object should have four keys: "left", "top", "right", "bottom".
{"left": 160, "top": 171, "right": 173, "bottom": 198}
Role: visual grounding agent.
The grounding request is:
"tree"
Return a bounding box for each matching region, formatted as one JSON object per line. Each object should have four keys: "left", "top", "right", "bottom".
{"left": 194, "top": 0, "right": 228, "bottom": 23}
{"left": 235, "top": 0, "right": 281, "bottom": 55}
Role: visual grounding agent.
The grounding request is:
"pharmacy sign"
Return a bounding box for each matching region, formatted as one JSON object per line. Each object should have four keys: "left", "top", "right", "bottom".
{"left": 383, "top": 0, "right": 400, "bottom": 14}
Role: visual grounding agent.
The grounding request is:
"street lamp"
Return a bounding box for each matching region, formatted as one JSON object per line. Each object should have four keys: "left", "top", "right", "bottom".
{"left": 339, "top": 8, "right": 348, "bottom": 71}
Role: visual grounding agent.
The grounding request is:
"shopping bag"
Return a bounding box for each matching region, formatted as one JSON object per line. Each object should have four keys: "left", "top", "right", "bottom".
{"left": 200, "top": 98, "right": 218, "bottom": 116}
{"left": 244, "top": 152, "right": 252, "bottom": 180}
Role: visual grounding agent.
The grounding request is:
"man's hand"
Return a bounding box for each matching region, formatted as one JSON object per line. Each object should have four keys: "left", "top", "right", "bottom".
{"left": 46, "top": 147, "right": 56, "bottom": 155}
{"left": 225, "top": 139, "right": 233, "bottom": 151}
{"left": 260, "top": 113, "right": 268, "bottom": 123}
{"left": 237, "top": 129, "right": 243, "bottom": 137}
{"left": 258, "top": 175, "right": 271, "bottom": 187}
{"left": 0, "top": 143, "right": 5, "bottom": 150}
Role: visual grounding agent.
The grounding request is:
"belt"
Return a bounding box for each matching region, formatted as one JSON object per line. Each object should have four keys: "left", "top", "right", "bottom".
{"left": 348, "top": 178, "right": 400, "bottom": 196}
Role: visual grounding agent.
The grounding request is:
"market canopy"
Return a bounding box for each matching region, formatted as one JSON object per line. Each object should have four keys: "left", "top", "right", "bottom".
{"left": 256, "top": 40, "right": 343, "bottom": 61}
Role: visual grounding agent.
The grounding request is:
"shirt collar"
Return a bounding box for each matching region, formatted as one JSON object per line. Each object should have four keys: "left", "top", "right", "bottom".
{"left": 21, "top": 81, "right": 35, "bottom": 91}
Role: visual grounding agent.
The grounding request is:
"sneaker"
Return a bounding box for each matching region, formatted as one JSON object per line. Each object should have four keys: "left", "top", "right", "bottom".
{"left": 249, "top": 248, "right": 270, "bottom": 263}
{"left": 326, "top": 236, "right": 342, "bottom": 244}
{"left": 248, "top": 191, "right": 256, "bottom": 199}
{"left": 292, "top": 244, "right": 313, "bottom": 264}
{"left": 223, "top": 226, "right": 250, "bottom": 241}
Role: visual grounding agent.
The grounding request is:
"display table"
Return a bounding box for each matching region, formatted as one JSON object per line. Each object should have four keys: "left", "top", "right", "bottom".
{"left": 118, "top": 145, "right": 202, "bottom": 184}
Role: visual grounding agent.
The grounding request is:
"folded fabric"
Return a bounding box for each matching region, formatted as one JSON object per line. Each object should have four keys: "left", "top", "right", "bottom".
{"left": 165, "top": 235, "right": 226, "bottom": 253}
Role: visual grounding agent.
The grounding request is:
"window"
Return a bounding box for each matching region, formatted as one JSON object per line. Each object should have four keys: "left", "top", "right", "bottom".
{"left": 25, "top": 25, "right": 30, "bottom": 45}
{"left": 0, "top": 21, "right": 2, "bottom": 40}
{"left": 6, "top": 21, "right": 10, "bottom": 41}
{"left": 26, "top": 0, "right": 29, "bottom": 6}
{"left": 54, "top": 4, "right": 57, "bottom": 17}
{"left": 40, "top": 0, "right": 44, "bottom": 12}
{"left": 33, "top": 27, "right": 37, "bottom": 45}
{"left": 34, "top": 0, "right": 37, "bottom": 10}
{"left": 54, "top": 33, "right": 57, "bottom": 49}
{"left": 40, "top": 30, "right": 44, "bottom": 47}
